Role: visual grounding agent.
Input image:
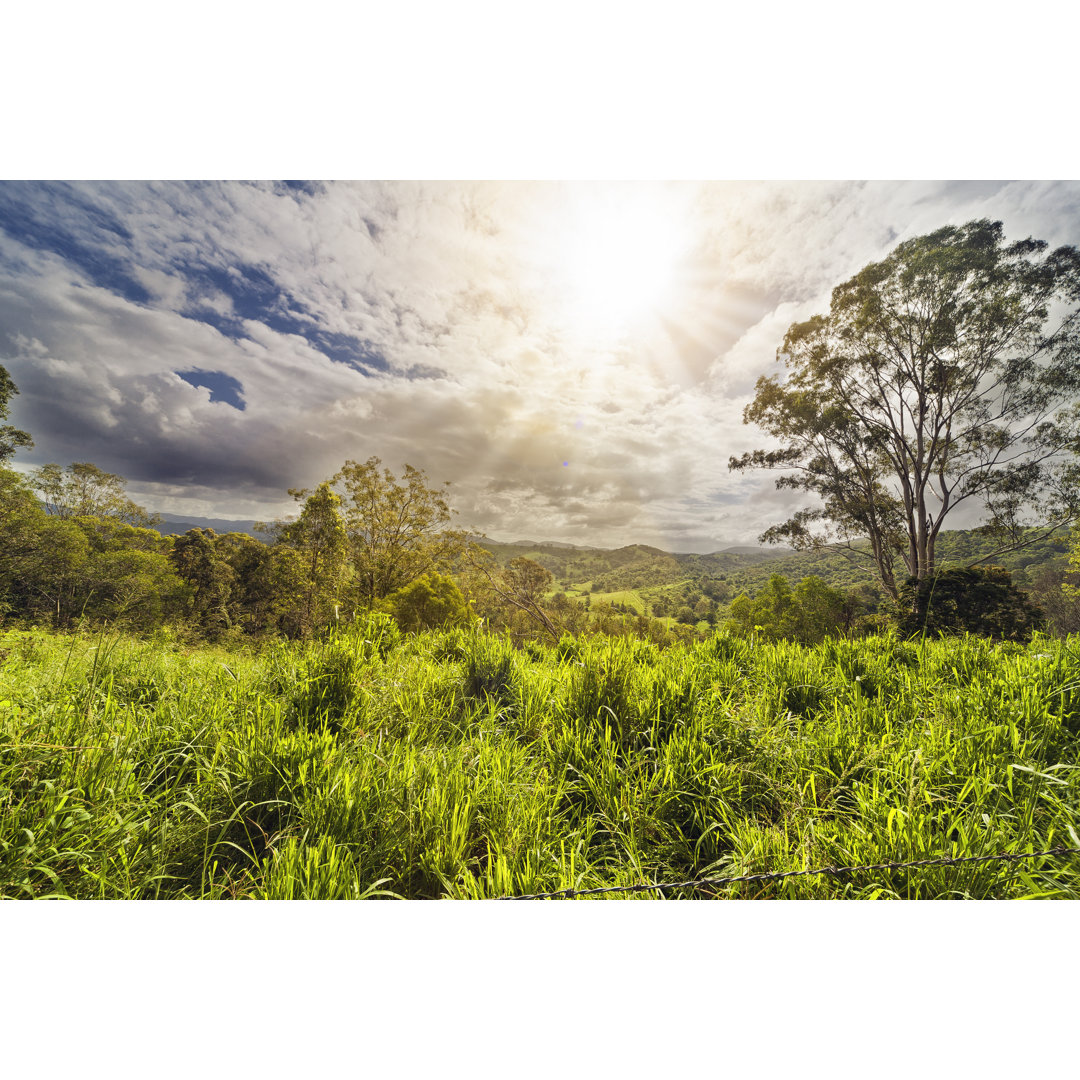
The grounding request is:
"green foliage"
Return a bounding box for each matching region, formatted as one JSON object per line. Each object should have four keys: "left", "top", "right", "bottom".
{"left": 896, "top": 566, "right": 1044, "bottom": 641}
{"left": 0, "top": 471, "right": 81, "bottom": 623}
{"left": 288, "top": 638, "right": 367, "bottom": 731}
{"left": 71, "top": 519, "right": 186, "bottom": 629}
{"left": 350, "top": 610, "right": 401, "bottom": 661}
{"left": 277, "top": 482, "right": 348, "bottom": 634}
{"left": 408, "top": 528, "right": 1079, "bottom": 644}
{"left": 472, "top": 556, "right": 562, "bottom": 642}
{"left": 384, "top": 572, "right": 473, "bottom": 633}
{"left": 332, "top": 457, "right": 466, "bottom": 605}
{"left": 731, "top": 220, "right": 1080, "bottom": 600}
{"left": 0, "top": 446, "right": 1070, "bottom": 649}
{"left": 216, "top": 532, "right": 301, "bottom": 637}
{"left": 3, "top": 625, "right": 1078, "bottom": 900}
{"left": 0, "top": 364, "right": 32, "bottom": 464}
{"left": 462, "top": 631, "right": 519, "bottom": 708}
{"left": 726, "top": 573, "right": 858, "bottom": 644}
{"left": 1026, "top": 565, "right": 1080, "bottom": 636}
{"left": 0, "top": 472, "right": 185, "bottom": 631}
{"left": 32, "top": 462, "right": 159, "bottom": 528}
{"left": 169, "top": 528, "right": 236, "bottom": 636}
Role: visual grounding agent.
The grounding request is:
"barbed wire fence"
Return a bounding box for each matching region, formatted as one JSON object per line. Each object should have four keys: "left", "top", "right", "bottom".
{"left": 500, "top": 845, "right": 1080, "bottom": 899}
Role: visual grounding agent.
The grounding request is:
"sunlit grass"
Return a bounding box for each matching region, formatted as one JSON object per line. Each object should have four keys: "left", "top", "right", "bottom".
{"left": 580, "top": 589, "right": 649, "bottom": 614}
{"left": 1, "top": 622, "right": 1077, "bottom": 899}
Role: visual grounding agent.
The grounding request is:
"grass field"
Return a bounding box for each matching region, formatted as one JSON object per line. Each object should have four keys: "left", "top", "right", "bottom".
{"left": 2, "top": 619, "right": 1078, "bottom": 899}
{"left": 572, "top": 588, "right": 649, "bottom": 613}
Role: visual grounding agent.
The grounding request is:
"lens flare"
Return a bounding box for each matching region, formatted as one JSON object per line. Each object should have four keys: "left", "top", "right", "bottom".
{"left": 524, "top": 183, "right": 693, "bottom": 343}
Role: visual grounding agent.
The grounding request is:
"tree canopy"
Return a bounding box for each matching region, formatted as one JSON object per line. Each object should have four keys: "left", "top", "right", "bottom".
{"left": 383, "top": 571, "right": 473, "bottom": 633}
{"left": 726, "top": 573, "right": 859, "bottom": 644}
{"left": 33, "top": 461, "right": 159, "bottom": 528}
{"left": 731, "top": 220, "right": 1080, "bottom": 601}
{"left": 0, "top": 363, "right": 33, "bottom": 464}
{"left": 278, "top": 482, "right": 348, "bottom": 633}
{"left": 332, "top": 457, "right": 466, "bottom": 605}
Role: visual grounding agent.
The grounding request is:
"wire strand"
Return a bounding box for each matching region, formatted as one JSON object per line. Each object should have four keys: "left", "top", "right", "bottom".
{"left": 501, "top": 845, "right": 1080, "bottom": 900}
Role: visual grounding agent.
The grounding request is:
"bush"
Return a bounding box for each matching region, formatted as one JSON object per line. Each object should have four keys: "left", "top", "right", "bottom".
{"left": 350, "top": 610, "right": 401, "bottom": 660}
{"left": 895, "top": 566, "right": 1043, "bottom": 641}
{"left": 726, "top": 574, "right": 857, "bottom": 644}
{"left": 291, "top": 641, "right": 363, "bottom": 728}
{"left": 383, "top": 573, "right": 472, "bottom": 634}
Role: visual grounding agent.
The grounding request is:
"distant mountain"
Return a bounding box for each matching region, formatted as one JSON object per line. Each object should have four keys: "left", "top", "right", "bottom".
{"left": 717, "top": 545, "right": 794, "bottom": 558}
{"left": 478, "top": 529, "right": 1073, "bottom": 603}
{"left": 494, "top": 538, "right": 603, "bottom": 551}
{"left": 156, "top": 515, "right": 264, "bottom": 538}
{"left": 476, "top": 537, "right": 795, "bottom": 591}
{"left": 505, "top": 539, "right": 594, "bottom": 550}
{"left": 484, "top": 537, "right": 775, "bottom": 557}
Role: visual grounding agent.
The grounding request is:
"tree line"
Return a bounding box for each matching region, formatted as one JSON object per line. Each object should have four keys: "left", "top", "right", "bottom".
{"left": 4, "top": 219, "right": 1080, "bottom": 644}
{"left": 0, "top": 433, "right": 1060, "bottom": 645}
{"left": 0, "top": 390, "right": 692, "bottom": 643}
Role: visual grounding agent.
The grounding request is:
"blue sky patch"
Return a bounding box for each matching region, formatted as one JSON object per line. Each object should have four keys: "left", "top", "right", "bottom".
{"left": 178, "top": 261, "right": 305, "bottom": 339}
{"left": 277, "top": 180, "right": 324, "bottom": 199}
{"left": 309, "top": 329, "right": 389, "bottom": 373}
{"left": 0, "top": 182, "right": 153, "bottom": 305}
{"left": 176, "top": 369, "right": 246, "bottom": 410}
{"left": 177, "top": 261, "right": 388, "bottom": 373}
{"left": 0, "top": 183, "right": 389, "bottom": 377}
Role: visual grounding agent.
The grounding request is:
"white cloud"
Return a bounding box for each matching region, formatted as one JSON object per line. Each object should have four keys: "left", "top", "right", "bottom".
{"left": 2, "top": 180, "right": 1080, "bottom": 549}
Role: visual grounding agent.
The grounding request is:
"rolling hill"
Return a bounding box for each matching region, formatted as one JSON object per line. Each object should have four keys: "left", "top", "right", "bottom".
{"left": 476, "top": 528, "right": 1075, "bottom": 622}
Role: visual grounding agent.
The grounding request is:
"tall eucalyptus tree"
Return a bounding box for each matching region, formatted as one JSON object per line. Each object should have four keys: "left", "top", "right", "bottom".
{"left": 730, "top": 220, "right": 1080, "bottom": 600}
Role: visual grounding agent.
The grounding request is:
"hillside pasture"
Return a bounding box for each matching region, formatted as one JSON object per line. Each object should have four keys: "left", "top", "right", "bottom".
{"left": 569, "top": 588, "right": 649, "bottom": 614}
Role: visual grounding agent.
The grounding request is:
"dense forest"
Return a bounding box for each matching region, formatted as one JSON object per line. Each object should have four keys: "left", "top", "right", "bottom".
{"left": 3, "top": 450, "right": 1077, "bottom": 646}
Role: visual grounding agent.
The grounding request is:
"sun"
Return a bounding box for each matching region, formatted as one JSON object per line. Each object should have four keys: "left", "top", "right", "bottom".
{"left": 527, "top": 184, "right": 692, "bottom": 341}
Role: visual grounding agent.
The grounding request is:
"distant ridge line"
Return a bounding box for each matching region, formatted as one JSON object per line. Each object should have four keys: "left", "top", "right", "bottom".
{"left": 479, "top": 536, "right": 793, "bottom": 557}
{"left": 155, "top": 515, "right": 262, "bottom": 537}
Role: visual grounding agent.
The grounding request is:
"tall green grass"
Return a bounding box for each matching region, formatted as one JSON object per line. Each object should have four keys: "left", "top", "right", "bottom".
{"left": 1, "top": 622, "right": 1077, "bottom": 898}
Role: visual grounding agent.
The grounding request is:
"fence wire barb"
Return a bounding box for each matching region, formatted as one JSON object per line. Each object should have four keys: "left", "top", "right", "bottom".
{"left": 501, "top": 845, "right": 1080, "bottom": 900}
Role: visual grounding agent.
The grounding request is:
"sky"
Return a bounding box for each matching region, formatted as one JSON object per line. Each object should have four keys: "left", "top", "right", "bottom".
{"left": 3, "top": 178, "right": 1080, "bottom": 549}
{"left": 3, "top": 179, "right": 1080, "bottom": 550}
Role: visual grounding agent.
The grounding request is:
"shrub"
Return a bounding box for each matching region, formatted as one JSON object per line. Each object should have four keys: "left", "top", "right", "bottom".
{"left": 383, "top": 573, "right": 473, "bottom": 634}
{"left": 291, "top": 640, "right": 363, "bottom": 729}
{"left": 895, "top": 566, "right": 1043, "bottom": 641}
